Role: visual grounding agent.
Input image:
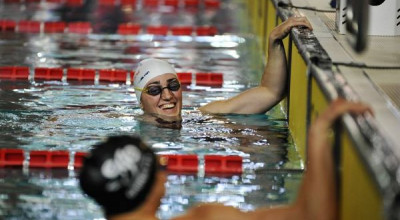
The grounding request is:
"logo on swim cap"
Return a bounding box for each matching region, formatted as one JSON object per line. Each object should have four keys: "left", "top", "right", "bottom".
{"left": 139, "top": 71, "right": 150, "bottom": 84}
{"left": 133, "top": 58, "right": 177, "bottom": 104}
{"left": 100, "top": 144, "right": 153, "bottom": 199}
{"left": 79, "top": 136, "right": 157, "bottom": 216}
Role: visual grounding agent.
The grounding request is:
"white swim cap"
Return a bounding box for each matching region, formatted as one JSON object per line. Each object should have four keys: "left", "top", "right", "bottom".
{"left": 134, "top": 58, "right": 177, "bottom": 104}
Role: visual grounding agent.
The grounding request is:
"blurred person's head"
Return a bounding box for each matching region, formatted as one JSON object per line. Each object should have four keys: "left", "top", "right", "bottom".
{"left": 79, "top": 135, "right": 167, "bottom": 219}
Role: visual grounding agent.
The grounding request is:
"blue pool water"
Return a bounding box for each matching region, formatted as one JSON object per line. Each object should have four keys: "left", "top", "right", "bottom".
{"left": 0, "top": 0, "right": 304, "bottom": 219}
{"left": 0, "top": 78, "right": 303, "bottom": 220}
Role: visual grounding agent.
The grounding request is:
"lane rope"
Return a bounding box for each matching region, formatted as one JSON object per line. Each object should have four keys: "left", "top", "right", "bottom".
{"left": 0, "top": 66, "right": 224, "bottom": 86}
{"left": 0, "top": 20, "right": 218, "bottom": 36}
{"left": 0, "top": 148, "right": 243, "bottom": 174}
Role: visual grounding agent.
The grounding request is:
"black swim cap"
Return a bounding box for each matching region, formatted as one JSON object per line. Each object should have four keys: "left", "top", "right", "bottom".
{"left": 79, "top": 135, "right": 157, "bottom": 216}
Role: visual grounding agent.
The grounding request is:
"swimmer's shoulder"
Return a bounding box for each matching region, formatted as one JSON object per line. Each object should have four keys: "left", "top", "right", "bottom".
{"left": 171, "top": 203, "right": 247, "bottom": 220}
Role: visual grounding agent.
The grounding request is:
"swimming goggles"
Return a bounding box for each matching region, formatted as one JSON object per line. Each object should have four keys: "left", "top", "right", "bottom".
{"left": 136, "top": 80, "right": 181, "bottom": 96}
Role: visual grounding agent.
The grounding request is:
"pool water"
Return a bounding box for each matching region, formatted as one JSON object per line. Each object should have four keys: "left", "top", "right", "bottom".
{"left": 0, "top": 0, "right": 304, "bottom": 219}
{"left": 0, "top": 79, "right": 303, "bottom": 220}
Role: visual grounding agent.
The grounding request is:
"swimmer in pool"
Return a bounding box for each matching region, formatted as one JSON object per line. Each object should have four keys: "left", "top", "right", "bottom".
{"left": 134, "top": 16, "right": 313, "bottom": 124}
{"left": 79, "top": 99, "right": 373, "bottom": 220}
{"left": 134, "top": 58, "right": 184, "bottom": 128}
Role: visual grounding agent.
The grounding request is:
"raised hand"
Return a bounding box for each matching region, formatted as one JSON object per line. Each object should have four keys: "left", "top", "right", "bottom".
{"left": 269, "top": 16, "right": 313, "bottom": 43}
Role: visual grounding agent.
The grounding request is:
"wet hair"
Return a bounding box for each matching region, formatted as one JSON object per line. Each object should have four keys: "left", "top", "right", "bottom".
{"left": 79, "top": 135, "right": 157, "bottom": 216}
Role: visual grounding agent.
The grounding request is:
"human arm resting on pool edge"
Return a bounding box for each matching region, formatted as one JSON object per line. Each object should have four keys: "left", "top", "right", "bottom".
{"left": 198, "top": 17, "right": 313, "bottom": 114}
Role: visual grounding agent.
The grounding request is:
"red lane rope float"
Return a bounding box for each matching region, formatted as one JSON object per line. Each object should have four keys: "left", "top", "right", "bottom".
{"left": 44, "top": 21, "right": 66, "bottom": 33}
{"left": 164, "top": 0, "right": 178, "bottom": 7}
{"left": 0, "top": 20, "right": 16, "bottom": 32}
{"left": 34, "top": 67, "right": 64, "bottom": 80}
{"left": 0, "top": 149, "right": 243, "bottom": 174}
{"left": 171, "top": 26, "right": 193, "bottom": 36}
{"left": 67, "top": 68, "right": 96, "bottom": 81}
{"left": 46, "top": 0, "right": 63, "bottom": 3}
{"left": 73, "top": 152, "right": 88, "bottom": 168}
{"left": 117, "top": 23, "right": 141, "bottom": 35}
{"left": 160, "top": 154, "right": 198, "bottom": 173}
{"left": 195, "top": 72, "right": 223, "bottom": 86}
{"left": 3, "top": 0, "right": 21, "bottom": 3}
{"left": 29, "top": 150, "right": 70, "bottom": 168}
{"left": 130, "top": 71, "right": 135, "bottom": 81}
{"left": 196, "top": 26, "right": 217, "bottom": 36}
{"left": 99, "top": 0, "right": 116, "bottom": 6}
{"left": 18, "top": 20, "right": 41, "bottom": 33}
{"left": 204, "top": 155, "right": 242, "bottom": 174}
{"left": 99, "top": 69, "right": 128, "bottom": 82}
{"left": 143, "top": 0, "right": 159, "bottom": 7}
{"left": 177, "top": 72, "right": 192, "bottom": 84}
{"left": 0, "top": 149, "right": 24, "bottom": 167}
{"left": 120, "top": 0, "right": 136, "bottom": 6}
{"left": 184, "top": 0, "right": 199, "bottom": 7}
{"left": 0, "top": 66, "right": 30, "bottom": 80}
{"left": 66, "top": 0, "right": 84, "bottom": 6}
{"left": 204, "top": 0, "right": 220, "bottom": 8}
{"left": 146, "top": 25, "right": 169, "bottom": 35}
{"left": 68, "top": 22, "right": 92, "bottom": 34}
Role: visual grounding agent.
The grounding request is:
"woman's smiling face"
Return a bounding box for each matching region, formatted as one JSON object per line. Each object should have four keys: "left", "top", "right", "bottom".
{"left": 140, "top": 73, "right": 182, "bottom": 117}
